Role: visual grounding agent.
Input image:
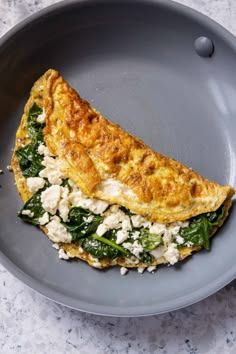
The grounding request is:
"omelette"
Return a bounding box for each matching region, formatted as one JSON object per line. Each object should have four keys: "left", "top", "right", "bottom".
{"left": 11, "top": 69, "right": 234, "bottom": 274}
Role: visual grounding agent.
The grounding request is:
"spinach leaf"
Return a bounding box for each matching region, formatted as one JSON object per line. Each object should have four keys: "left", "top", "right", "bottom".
{"left": 180, "top": 206, "right": 225, "bottom": 250}
{"left": 27, "top": 103, "right": 44, "bottom": 143}
{"left": 79, "top": 234, "right": 127, "bottom": 259}
{"left": 139, "top": 251, "right": 153, "bottom": 264}
{"left": 18, "top": 191, "right": 45, "bottom": 225}
{"left": 16, "top": 143, "right": 43, "bottom": 177}
{"left": 65, "top": 207, "right": 103, "bottom": 241}
{"left": 139, "top": 228, "right": 163, "bottom": 251}
{"left": 16, "top": 103, "right": 45, "bottom": 177}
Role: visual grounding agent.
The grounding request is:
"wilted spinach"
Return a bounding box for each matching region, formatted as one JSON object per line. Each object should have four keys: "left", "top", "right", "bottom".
{"left": 18, "top": 191, "right": 45, "bottom": 225}
{"left": 79, "top": 234, "right": 128, "bottom": 259}
{"left": 64, "top": 207, "right": 103, "bottom": 241}
{"left": 139, "top": 228, "right": 163, "bottom": 251}
{"left": 16, "top": 103, "right": 45, "bottom": 177}
{"left": 180, "top": 206, "right": 224, "bottom": 250}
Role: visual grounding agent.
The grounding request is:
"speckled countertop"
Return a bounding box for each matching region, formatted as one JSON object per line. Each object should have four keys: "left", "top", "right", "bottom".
{"left": 1, "top": 1, "right": 236, "bottom": 353}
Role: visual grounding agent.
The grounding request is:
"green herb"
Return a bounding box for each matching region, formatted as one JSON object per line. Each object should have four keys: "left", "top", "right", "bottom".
{"left": 180, "top": 206, "right": 225, "bottom": 250}
{"left": 27, "top": 103, "right": 44, "bottom": 144}
{"left": 139, "top": 228, "right": 163, "bottom": 251}
{"left": 16, "top": 103, "right": 45, "bottom": 177}
{"left": 16, "top": 143, "right": 43, "bottom": 177}
{"left": 79, "top": 234, "right": 127, "bottom": 259}
{"left": 18, "top": 191, "right": 45, "bottom": 225}
{"left": 91, "top": 234, "right": 128, "bottom": 255}
{"left": 139, "top": 251, "right": 153, "bottom": 264}
{"left": 65, "top": 207, "right": 103, "bottom": 241}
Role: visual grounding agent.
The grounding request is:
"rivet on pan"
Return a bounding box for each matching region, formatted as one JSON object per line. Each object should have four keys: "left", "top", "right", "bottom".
{"left": 194, "top": 36, "right": 214, "bottom": 58}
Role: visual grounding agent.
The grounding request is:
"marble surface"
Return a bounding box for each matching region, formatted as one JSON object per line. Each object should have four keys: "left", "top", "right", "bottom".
{"left": 1, "top": 1, "right": 236, "bottom": 353}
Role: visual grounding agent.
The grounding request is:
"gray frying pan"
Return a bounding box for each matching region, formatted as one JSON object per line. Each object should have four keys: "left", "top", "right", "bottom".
{"left": 0, "top": 0, "right": 235, "bottom": 316}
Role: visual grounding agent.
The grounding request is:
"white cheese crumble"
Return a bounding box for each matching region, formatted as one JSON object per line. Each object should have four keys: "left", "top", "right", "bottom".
{"left": 36, "top": 110, "right": 46, "bottom": 123}
{"left": 164, "top": 243, "right": 179, "bottom": 265}
{"left": 26, "top": 177, "right": 45, "bottom": 194}
{"left": 0, "top": 169, "right": 3, "bottom": 174}
{"left": 83, "top": 215, "right": 94, "bottom": 223}
{"left": 38, "top": 143, "right": 52, "bottom": 157}
{"left": 150, "top": 246, "right": 165, "bottom": 259}
{"left": 149, "top": 223, "right": 167, "bottom": 235}
{"left": 131, "top": 231, "right": 140, "bottom": 240}
{"left": 46, "top": 216, "right": 72, "bottom": 243}
{"left": 131, "top": 214, "right": 147, "bottom": 228}
{"left": 96, "top": 223, "right": 108, "bottom": 237}
{"left": 97, "top": 178, "right": 137, "bottom": 198}
{"left": 21, "top": 209, "right": 34, "bottom": 217}
{"left": 41, "top": 185, "right": 61, "bottom": 215}
{"left": 137, "top": 267, "right": 145, "bottom": 274}
{"left": 147, "top": 266, "right": 156, "bottom": 273}
{"left": 123, "top": 241, "right": 144, "bottom": 258}
{"left": 38, "top": 212, "right": 49, "bottom": 225}
{"left": 39, "top": 156, "right": 65, "bottom": 185}
{"left": 52, "top": 243, "right": 60, "bottom": 250}
{"left": 120, "top": 267, "right": 129, "bottom": 275}
{"left": 7, "top": 165, "right": 13, "bottom": 171}
{"left": 58, "top": 248, "right": 70, "bottom": 260}
{"left": 116, "top": 229, "right": 129, "bottom": 244}
{"left": 69, "top": 189, "right": 108, "bottom": 215}
{"left": 175, "top": 235, "right": 184, "bottom": 245}
{"left": 58, "top": 187, "right": 70, "bottom": 222}
{"left": 96, "top": 206, "right": 130, "bottom": 237}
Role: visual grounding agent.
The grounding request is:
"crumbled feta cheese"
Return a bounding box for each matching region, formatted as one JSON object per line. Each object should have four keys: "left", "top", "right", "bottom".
{"left": 52, "top": 243, "right": 59, "bottom": 250}
{"left": 39, "top": 156, "right": 65, "bottom": 185}
{"left": 163, "top": 230, "right": 172, "bottom": 244}
{"left": 149, "top": 223, "right": 167, "bottom": 235}
{"left": 122, "top": 217, "right": 132, "bottom": 231}
{"left": 97, "top": 178, "right": 137, "bottom": 198}
{"left": 21, "top": 209, "right": 34, "bottom": 217}
{"left": 175, "top": 235, "right": 184, "bottom": 245}
{"left": 26, "top": 177, "right": 45, "bottom": 194}
{"left": 37, "top": 143, "right": 52, "bottom": 157}
{"left": 46, "top": 216, "right": 72, "bottom": 243}
{"left": 58, "top": 248, "right": 70, "bottom": 260}
{"left": 186, "top": 241, "right": 193, "bottom": 247}
{"left": 58, "top": 187, "right": 70, "bottom": 222}
{"left": 69, "top": 189, "right": 108, "bottom": 214}
{"left": 123, "top": 241, "right": 144, "bottom": 258}
{"left": 96, "top": 206, "right": 128, "bottom": 236}
{"left": 137, "top": 267, "right": 145, "bottom": 274}
{"left": 96, "top": 223, "right": 108, "bottom": 236}
{"left": 180, "top": 221, "right": 189, "bottom": 228}
{"left": 131, "top": 231, "right": 140, "bottom": 240}
{"left": 83, "top": 215, "right": 94, "bottom": 223}
{"left": 120, "top": 267, "right": 128, "bottom": 275}
{"left": 36, "top": 111, "right": 46, "bottom": 123}
{"left": 147, "top": 266, "right": 156, "bottom": 273}
{"left": 150, "top": 246, "right": 165, "bottom": 259}
{"left": 7, "top": 165, "right": 12, "bottom": 171}
{"left": 131, "top": 214, "right": 147, "bottom": 228}
{"left": 164, "top": 243, "right": 179, "bottom": 265}
{"left": 0, "top": 169, "right": 3, "bottom": 174}
{"left": 116, "top": 229, "right": 129, "bottom": 244}
{"left": 168, "top": 224, "right": 180, "bottom": 236}
{"left": 41, "top": 185, "right": 61, "bottom": 215}
{"left": 38, "top": 212, "right": 49, "bottom": 225}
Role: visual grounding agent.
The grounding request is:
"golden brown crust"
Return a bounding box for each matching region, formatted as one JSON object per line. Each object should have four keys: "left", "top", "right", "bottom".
{"left": 38, "top": 69, "right": 233, "bottom": 223}
{"left": 11, "top": 68, "right": 235, "bottom": 269}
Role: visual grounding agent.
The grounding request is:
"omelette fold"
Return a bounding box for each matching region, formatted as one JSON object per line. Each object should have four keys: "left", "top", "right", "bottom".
{"left": 11, "top": 69, "right": 235, "bottom": 272}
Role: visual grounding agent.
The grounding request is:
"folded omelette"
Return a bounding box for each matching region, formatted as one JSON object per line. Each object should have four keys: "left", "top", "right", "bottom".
{"left": 11, "top": 69, "right": 235, "bottom": 272}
